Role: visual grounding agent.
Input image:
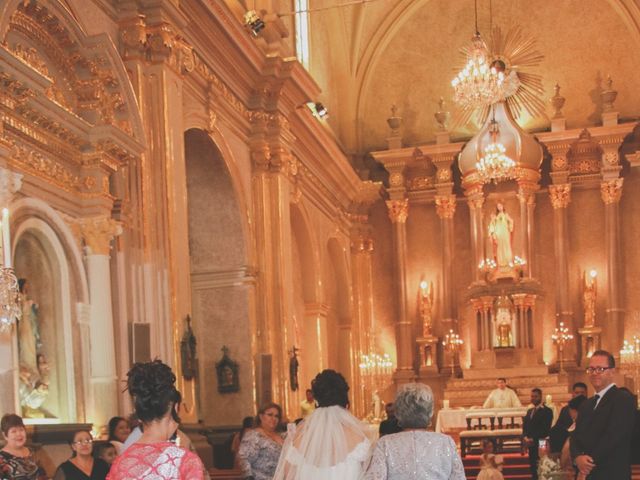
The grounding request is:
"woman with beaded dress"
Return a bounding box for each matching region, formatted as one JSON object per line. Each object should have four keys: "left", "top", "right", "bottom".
{"left": 237, "top": 403, "right": 285, "bottom": 480}
{"left": 0, "top": 414, "right": 46, "bottom": 480}
{"left": 364, "top": 383, "right": 465, "bottom": 480}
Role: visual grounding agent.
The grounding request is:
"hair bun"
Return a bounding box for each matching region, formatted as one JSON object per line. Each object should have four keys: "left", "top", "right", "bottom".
{"left": 127, "top": 360, "right": 179, "bottom": 423}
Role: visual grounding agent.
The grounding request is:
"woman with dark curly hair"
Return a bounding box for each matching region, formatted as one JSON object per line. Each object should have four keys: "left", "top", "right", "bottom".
{"left": 106, "top": 360, "right": 204, "bottom": 480}
{"left": 273, "top": 369, "right": 371, "bottom": 480}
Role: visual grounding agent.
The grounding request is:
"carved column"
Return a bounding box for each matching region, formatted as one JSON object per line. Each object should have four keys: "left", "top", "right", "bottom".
{"left": 251, "top": 120, "right": 297, "bottom": 412}
{"left": 435, "top": 194, "right": 457, "bottom": 324}
{"left": 517, "top": 182, "right": 539, "bottom": 278}
{"left": 601, "top": 178, "right": 624, "bottom": 355}
{"left": 466, "top": 186, "right": 485, "bottom": 284}
{"left": 0, "top": 168, "right": 22, "bottom": 417}
{"left": 386, "top": 198, "right": 414, "bottom": 380}
{"left": 79, "top": 216, "right": 122, "bottom": 428}
{"left": 549, "top": 183, "right": 576, "bottom": 364}
{"left": 350, "top": 231, "right": 374, "bottom": 417}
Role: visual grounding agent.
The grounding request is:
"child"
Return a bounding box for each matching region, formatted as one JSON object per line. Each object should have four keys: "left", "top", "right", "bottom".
{"left": 93, "top": 441, "right": 117, "bottom": 465}
{"left": 477, "top": 439, "right": 504, "bottom": 480}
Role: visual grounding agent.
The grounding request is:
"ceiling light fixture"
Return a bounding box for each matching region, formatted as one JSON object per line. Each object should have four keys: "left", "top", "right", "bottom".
{"left": 475, "top": 106, "right": 516, "bottom": 184}
{"left": 451, "top": 0, "right": 504, "bottom": 110}
{"left": 243, "top": 10, "right": 265, "bottom": 36}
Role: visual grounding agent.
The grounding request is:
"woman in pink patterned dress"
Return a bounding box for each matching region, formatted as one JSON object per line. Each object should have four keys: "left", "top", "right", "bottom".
{"left": 107, "top": 360, "right": 204, "bottom": 480}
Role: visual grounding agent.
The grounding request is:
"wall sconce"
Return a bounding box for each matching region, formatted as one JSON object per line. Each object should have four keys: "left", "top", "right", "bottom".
{"left": 243, "top": 10, "right": 265, "bottom": 36}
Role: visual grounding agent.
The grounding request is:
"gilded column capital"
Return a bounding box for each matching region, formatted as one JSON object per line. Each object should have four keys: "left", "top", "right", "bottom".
{"left": 435, "top": 194, "right": 457, "bottom": 219}
{"left": 386, "top": 199, "right": 409, "bottom": 223}
{"left": 601, "top": 178, "right": 623, "bottom": 204}
{"left": 80, "top": 216, "right": 123, "bottom": 255}
{"left": 467, "top": 193, "right": 484, "bottom": 211}
{"left": 517, "top": 182, "right": 538, "bottom": 206}
{"left": 549, "top": 183, "right": 571, "bottom": 209}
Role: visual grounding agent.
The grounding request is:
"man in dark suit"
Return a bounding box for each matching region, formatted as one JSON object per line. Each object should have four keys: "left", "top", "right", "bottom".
{"left": 549, "top": 381, "right": 588, "bottom": 453}
{"left": 571, "top": 350, "right": 636, "bottom": 479}
{"left": 523, "top": 387, "right": 553, "bottom": 480}
{"left": 379, "top": 402, "right": 402, "bottom": 437}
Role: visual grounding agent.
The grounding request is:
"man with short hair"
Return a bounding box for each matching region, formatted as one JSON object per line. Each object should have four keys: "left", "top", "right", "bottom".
{"left": 523, "top": 388, "right": 553, "bottom": 480}
{"left": 482, "top": 377, "right": 522, "bottom": 408}
{"left": 300, "top": 388, "right": 316, "bottom": 418}
{"left": 379, "top": 402, "right": 402, "bottom": 437}
{"left": 549, "top": 382, "right": 588, "bottom": 453}
{"left": 570, "top": 350, "right": 636, "bottom": 479}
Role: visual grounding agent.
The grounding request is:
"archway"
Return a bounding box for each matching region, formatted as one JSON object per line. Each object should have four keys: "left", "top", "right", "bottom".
{"left": 184, "top": 128, "right": 252, "bottom": 425}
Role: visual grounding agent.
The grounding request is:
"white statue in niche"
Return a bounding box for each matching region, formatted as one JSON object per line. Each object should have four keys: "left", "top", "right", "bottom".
{"left": 17, "top": 279, "right": 51, "bottom": 418}
{"left": 488, "top": 202, "right": 514, "bottom": 268}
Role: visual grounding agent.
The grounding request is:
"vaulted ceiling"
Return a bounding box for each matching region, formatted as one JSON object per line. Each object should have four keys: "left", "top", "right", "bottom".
{"left": 303, "top": 0, "right": 640, "bottom": 162}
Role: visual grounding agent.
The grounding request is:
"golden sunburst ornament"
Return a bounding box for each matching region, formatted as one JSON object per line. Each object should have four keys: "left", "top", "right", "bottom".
{"left": 452, "top": 25, "right": 545, "bottom": 127}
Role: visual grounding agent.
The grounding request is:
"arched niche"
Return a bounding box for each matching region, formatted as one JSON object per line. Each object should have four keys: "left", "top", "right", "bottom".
{"left": 184, "top": 128, "right": 252, "bottom": 426}
{"left": 326, "top": 238, "right": 354, "bottom": 387}
{"left": 290, "top": 202, "right": 321, "bottom": 393}
{"left": 13, "top": 217, "right": 78, "bottom": 422}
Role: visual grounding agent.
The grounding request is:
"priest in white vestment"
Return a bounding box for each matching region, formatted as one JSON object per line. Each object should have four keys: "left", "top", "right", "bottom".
{"left": 483, "top": 378, "right": 522, "bottom": 408}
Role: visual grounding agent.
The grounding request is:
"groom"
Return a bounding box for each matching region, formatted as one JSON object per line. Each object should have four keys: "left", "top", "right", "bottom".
{"left": 570, "top": 350, "right": 636, "bottom": 479}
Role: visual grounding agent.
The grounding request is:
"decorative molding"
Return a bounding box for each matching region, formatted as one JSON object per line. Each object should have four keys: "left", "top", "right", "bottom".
{"left": 549, "top": 183, "right": 571, "bottom": 209}
{"left": 0, "top": 167, "right": 23, "bottom": 207}
{"left": 386, "top": 198, "right": 409, "bottom": 223}
{"left": 435, "top": 194, "right": 456, "bottom": 219}
{"left": 600, "top": 178, "right": 623, "bottom": 204}
{"left": 79, "top": 216, "right": 122, "bottom": 255}
{"left": 467, "top": 194, "right": 484, "bottom": 211}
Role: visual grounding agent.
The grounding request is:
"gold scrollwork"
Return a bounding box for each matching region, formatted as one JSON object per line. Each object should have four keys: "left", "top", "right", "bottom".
{"left": 549, "top": 183, "right": 571, "bottom": 209}
{"left": 435, "top": 194, "right": 456, "bottom": 219}
{"left": 600, "top": 178, "right": 623, "bottom": 205}
{"left": 386, "top": 198, "right": 409, "bottom": 223}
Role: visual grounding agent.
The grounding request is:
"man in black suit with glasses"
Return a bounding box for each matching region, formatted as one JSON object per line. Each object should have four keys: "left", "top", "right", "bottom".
{"left": 570, "top": 350, "right": 636, "bottom": 479}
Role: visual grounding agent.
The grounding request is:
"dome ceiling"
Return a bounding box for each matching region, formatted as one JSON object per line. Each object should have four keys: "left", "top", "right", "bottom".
{"left": 307, "top": 0, "right": 640, "bottom": 160}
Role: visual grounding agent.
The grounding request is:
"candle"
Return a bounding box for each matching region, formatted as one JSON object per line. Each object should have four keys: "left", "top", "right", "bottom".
{"left": 2, "top": 208, "right": 10, "bottom": 268}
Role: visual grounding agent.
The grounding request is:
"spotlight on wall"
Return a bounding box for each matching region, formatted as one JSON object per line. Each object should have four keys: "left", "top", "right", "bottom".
{"left": 243, "top": 10, "right": 265, "bottom": 36}
{"left": 306, "top": 102, "right": 328, "bottom": 119}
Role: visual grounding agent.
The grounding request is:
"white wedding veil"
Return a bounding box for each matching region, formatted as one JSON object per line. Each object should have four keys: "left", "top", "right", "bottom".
{"left": 273, "top": 405, "right": 372, "bottom": 480}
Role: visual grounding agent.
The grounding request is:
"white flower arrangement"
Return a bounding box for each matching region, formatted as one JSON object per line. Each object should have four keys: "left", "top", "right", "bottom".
{"left": 538, "top": 455, "right": 564, "bottom": 480}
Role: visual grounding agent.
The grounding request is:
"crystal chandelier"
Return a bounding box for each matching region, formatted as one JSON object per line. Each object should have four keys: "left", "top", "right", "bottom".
{"left": 620, "top": 335, "right": 640, "bottom": 406}
{"left": 475, "top": 109, "right": 516, "bottom": 184}
{"left": 451, "top": 0, "right": 504, "bottom": 109}
{"left": 0, "top": 208, "right": 19, "bottom": 333}
{"left": 359, "top": 351, "right": 393, "bottom": 390}
{"left": 451, "top": 34, "right": 504, "bottom": 109}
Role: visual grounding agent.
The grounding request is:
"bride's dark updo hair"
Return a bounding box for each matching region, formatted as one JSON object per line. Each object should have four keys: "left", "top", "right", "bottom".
{"left": 127, "top": 360, "right": 181, "bottom": 423}
{"left": 311, "top": 369, "right": 349, "bottom": 408}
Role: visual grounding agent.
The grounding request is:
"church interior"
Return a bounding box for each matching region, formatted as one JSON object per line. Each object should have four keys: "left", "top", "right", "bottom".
{"left": 0, "top": 0, "right": 639, "bottom": 477}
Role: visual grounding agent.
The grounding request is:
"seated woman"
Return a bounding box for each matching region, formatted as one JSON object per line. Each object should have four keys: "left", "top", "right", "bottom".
{"left": 365, "top": 383, "right": 465, "bottom": 480}
{"left": 54, "top": 430, "right": 110, "bottom": 480}
{"left": 273, "top": 369, "right": 371, "bottom": 480}
{"left": 238, "top": 403, "right": 285, "bottom": 480}
{"left": 107, "top": 417, "right": 131, "bottom": 455}
{"left": 0, "top": 414, "right": 46, "bottom": 480}
{"left": 477, "top": 439, "right": 503, "bottom": 480}
{"left": 107, "top": 360, "right": 204, "bottom": 480}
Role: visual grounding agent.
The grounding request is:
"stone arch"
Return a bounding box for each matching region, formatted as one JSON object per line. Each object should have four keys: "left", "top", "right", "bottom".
{"left": 184, "top": 128, "right": 253, "bottom": 426}
{"left": 289, "top": 201, "right": 322, "bottom": 394}
{"left": 326, "top": 237, "right": 354, "bottom": 387}
{"left": 11, "top": 201, "right": 86, "bottom": 422}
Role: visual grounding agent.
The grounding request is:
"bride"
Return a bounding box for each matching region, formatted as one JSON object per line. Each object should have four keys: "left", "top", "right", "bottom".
{"left": 273, "top": 369, "right": 371, "bottom": 480}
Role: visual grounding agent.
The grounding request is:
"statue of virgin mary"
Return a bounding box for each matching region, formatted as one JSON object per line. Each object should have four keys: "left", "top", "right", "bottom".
{"left": 488, "top": 202, "right": 514, "bottom": 268}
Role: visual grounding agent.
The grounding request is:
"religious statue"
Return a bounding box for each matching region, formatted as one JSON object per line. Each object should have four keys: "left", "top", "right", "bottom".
{"left": 372, "top": 390, "right": 382, "bottom": 421}
{"left": 488, "top": 203, "right": 514, "bottom": 268}
{"left": 494, "top": 295, "right": 515, "bottom": 347}
{"left": 17, "top": 279, "right": 51, "bottom": 418}
{"left": 289, "top": 346, "right": 299, "bottom": 392}
{"left": 180, "top": 315, "right": 197, "bottom": 381}
{"left": 419, "top": 281, "right": 434, "bottom": 337}
{"left": 583, "top": 271, "right": 597, "bottom": 328}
